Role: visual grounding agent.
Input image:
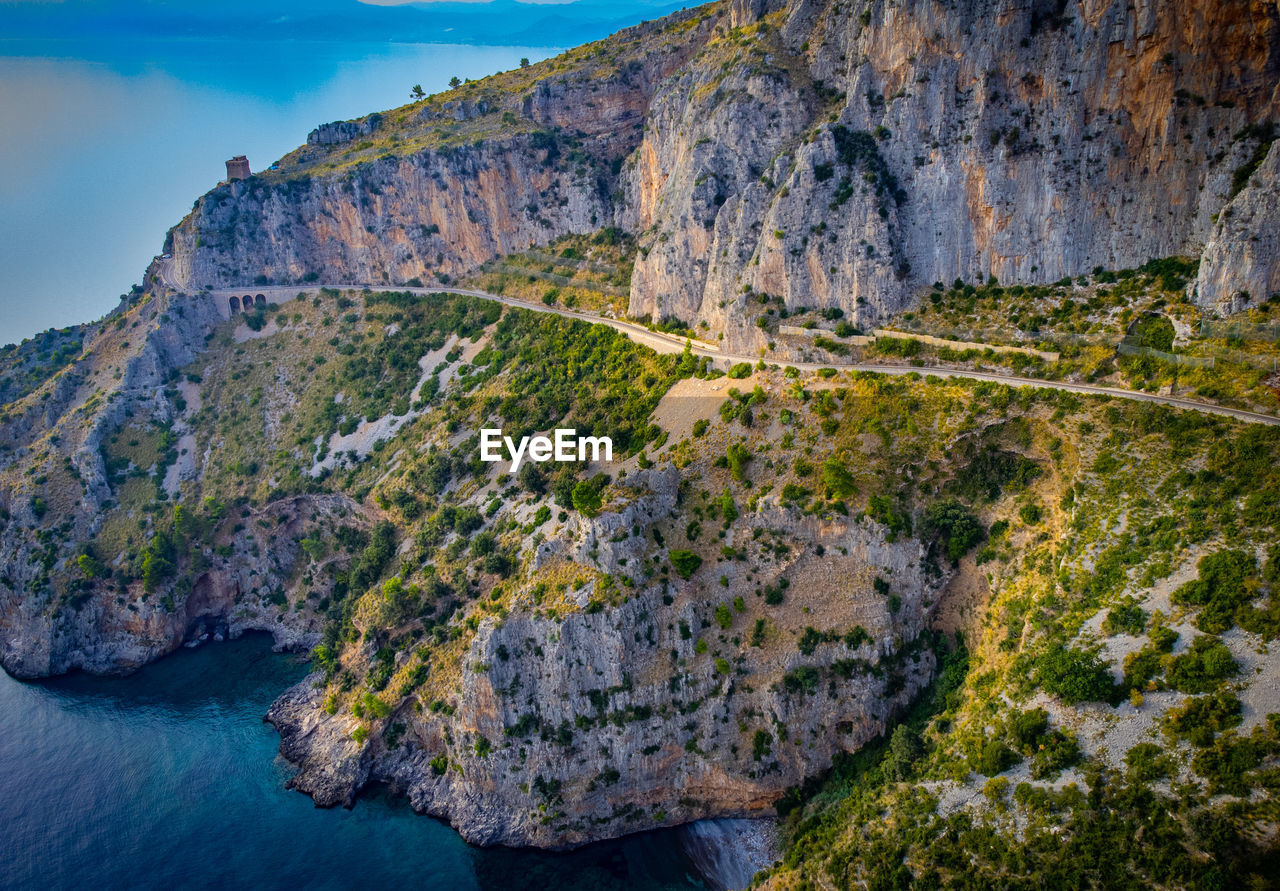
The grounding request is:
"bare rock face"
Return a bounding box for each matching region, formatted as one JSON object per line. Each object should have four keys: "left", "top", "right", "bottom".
{"left": 162, "top": 137, "right": 611, "bottom": 291}
{"left": 307, "top": 114, "right": 383, "bottom": 146}
{"left": 1197, "top": 140, "right": 1280, "bottom": 311}
{"left": 269, "top": 478, "right": 945, "bottom": 848}
{"left": 624, "top": 0, "right": 1280, "bottom": 342}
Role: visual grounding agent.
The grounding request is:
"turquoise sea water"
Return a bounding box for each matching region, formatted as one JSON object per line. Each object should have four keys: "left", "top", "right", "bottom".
{"left": 0, "top": 634, "right": 708, "bottom": 890}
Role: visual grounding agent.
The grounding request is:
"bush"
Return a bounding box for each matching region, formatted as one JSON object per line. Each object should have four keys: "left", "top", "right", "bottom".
{"left": 1030, "top": 731, "right": 1081, "bottom": 779}
{"left": 1018, "top": 502, "right": 1043, "bottom": 525}
{"left": 1166, "top": 692, "right": 1242, "bottom": 746}
{"left": 1037, "top": 645, "right": 1118, "bottom": 705}
{"left": 970, "top": 740, "right": 1020, "bottom": 776}
{"left": 1167, "top": 636, "right": 1238, "bottom": 694}
{"left": 1173, "top": 550, "right": 1258, "bottom": 634}
{"left": 924, "top": 499, "right": 985, "bottom": 563}
{"left": 1103, "top": 597, "right": 1148, "bottom": 636}
{"left": 670, "top": 550, "right": 702, "bottom": 579}
{"left": 781, "top": 665, "right": 821, "bottom": 696}
{"left": 1192, "top": 728, "right": 1277, "bottom": 796}
{"left": 1124, "top": 742, "right": 1173, "bottom": 781}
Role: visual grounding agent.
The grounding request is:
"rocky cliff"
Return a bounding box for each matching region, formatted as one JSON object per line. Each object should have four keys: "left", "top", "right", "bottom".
{"left": 157, "top": 0, "right": 1278, "bottom": 346}
{"left": 267, "top": 466, "right": 943, "bottom": 847}
{"left": 0, "top": 278, "right": 361, "bottom": 677}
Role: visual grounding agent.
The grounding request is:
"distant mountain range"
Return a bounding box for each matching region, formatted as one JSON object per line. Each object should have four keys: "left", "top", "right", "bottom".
{"left": 0, "top": 0, "right": 691, "bottom": 47}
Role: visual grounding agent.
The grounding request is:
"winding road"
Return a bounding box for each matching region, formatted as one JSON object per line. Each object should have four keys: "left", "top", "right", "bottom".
{"left": 208, "top": 283, "right": 1280, "bottom": 427}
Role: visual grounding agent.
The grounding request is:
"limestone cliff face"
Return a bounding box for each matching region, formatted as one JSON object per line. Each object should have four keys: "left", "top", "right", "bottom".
{"left": 0, "top": 280, "right": 352, "bottom": 678}
{"left": 159, "top": 10, "right": 716, "bottom": 294}
{"left": 164, "top": 138, "right": 611, "bottom": 291}
{"left": 269, "top": 467, "right": 943, "bottom": 848}
{"left": 158, "top": 0, "right": 1280, "bottom": 347}
{"left": 1197, "top": 141, "right": 1280, "bottom": 310}
{"left": 624, "top": 0, "right": 1280, "bottom": 343}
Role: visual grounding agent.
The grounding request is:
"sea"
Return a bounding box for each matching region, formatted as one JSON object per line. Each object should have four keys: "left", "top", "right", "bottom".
{"left": 0, "top": 633, "right": 711, "bottom": 889}
{"left": 0, "top": 37, "right": 555, "bottom": 345}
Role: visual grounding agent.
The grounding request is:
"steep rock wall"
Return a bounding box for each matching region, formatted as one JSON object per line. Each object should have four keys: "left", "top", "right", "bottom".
{"left": 624, "top": 0, "right": 1280, "bottom": 343}
{"left": 269, "top": 474, "right": 945, "bottom": 848}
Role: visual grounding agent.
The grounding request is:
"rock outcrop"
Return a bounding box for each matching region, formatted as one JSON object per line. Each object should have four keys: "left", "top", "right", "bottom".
{"left": 269, "top": 484, "right": 944, "bottom": 848}
{"left": 0, "top": 278, "right": 356, "bottom": 678}
{"left": 1197, "top": 140, "right": 1280, "bottom": 311}
{"left": 307, "top": 113, "right": 383, "bottom": 146}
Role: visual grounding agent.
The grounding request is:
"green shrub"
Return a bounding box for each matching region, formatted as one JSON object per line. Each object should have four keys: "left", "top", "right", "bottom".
{"left": 1166, "top": 691, "right": 1243, "bottom": 746}
{"left": 752, "top": 729, "right": 773, "bottom": 761}
{"left": 1173, "top": 550, "right": 1258, "bottom": 633}
{"left": 1167, "top": 636, "right": 1238, "bottom": 694}
{"left": 1037, "top": 645, "right": 1118, "bottom": 705}
{"left": 1103, "top": 597, "right": 1148, "bottom": 636}
{"left": 781, "top": 666, "right": 821, "bottom": 695}
{"left": 670, "top": 550, "right": 702, "bottom": 579}
{"left": 714, "top": 603, "right": 733, "bottom": 630}
{"left": 1124, "top": 743, "right": 1173, "bottom": 781}
{"left": 970, "top": 740, "right": 1020, "bottom": 776}
{"left": 1030, "top": 731, "right": 1081, "bottom": 779}
{"left": 1192, "top": 727, "right": 1277, "bottom": 795}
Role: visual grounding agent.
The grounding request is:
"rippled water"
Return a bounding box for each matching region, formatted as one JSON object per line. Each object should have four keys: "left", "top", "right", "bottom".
{"left": 0, "top": 634, "right": 708, "bottom": 890}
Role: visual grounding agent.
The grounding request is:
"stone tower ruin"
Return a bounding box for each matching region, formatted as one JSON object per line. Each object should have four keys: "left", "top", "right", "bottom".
{"left": 225, "top": 156, "right": 251, "bottom": 181}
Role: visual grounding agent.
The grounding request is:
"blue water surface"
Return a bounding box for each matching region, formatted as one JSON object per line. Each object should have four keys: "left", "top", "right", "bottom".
{"left": 0, "top": 634, "right": 707, "bottom": 890}
{"left": 0, "top": 37, "right": 556, "bottom": 344}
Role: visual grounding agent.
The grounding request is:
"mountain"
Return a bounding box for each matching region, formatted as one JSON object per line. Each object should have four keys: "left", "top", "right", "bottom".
{"left": 3, "top": 0, "right": 1280, "bottom": 885}
{"left": 159, "top": 0, "right": 1279, "bottom": 343}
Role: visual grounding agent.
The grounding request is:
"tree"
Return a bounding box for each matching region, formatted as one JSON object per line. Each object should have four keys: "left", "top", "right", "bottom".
{"left": 449, "top": 76, "right": 461, "bottom": 88}
{"left": 727, "top": 441, "right": 752, "bottom": 482}
{"left": 571, "top": 479, "right": 603, "bottom": 517}
{"left": 140, "top": 531, "right": 176, "bottom": 593}
{"left": 924, "top": 498, "right": 984, "bottom": 563}
{"left": 717, "top": 488, "right": 738, "bottom": 523}
{"left": 77, "top": 553, "right": 108, "bottom": 579}
{"left": 1037, "top": 645, "right": 1118, "bottom": 705}
{"left": 670, "top": 549, "right": 702, "bottom": 579}
{"left": 520, "top": 57, "right": 530, "bottom": 68}
{"left": 821, "top": 455, "right": 858, "bottom": 499}
{"left": 411, "top": 84, "right": 425, "bottom": 100}
{"left": 883, "top": 725, "right": 923, "bottom": 780}
{"left": 172, "top": 503, "right": 199, "bottom": 540}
